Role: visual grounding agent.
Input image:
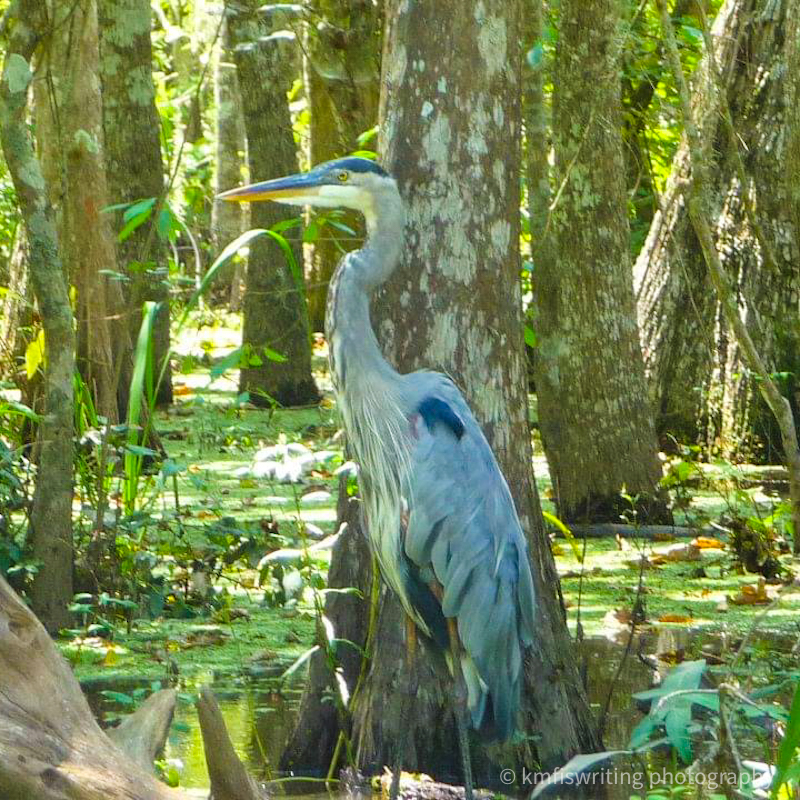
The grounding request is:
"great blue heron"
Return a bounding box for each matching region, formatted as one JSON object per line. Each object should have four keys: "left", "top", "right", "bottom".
{"left": 221, "top": 156, "right": 536, "bottom": 799}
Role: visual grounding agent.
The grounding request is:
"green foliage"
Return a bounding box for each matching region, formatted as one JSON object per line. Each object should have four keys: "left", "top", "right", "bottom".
{"left": 771, "top": 682, "right": 800, "bottom": 798}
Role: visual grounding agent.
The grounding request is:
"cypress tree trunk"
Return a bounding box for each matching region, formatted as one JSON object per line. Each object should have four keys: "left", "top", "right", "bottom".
{"left": 60, "top": 0, "right": 126, "bottom": 423}
{"left": 98, "top": 0, "right": 172, "bottom": 409}
{"left": 281, "top": 0, "right": 599, "bottom": 784}
{"left": 635, "top": 0, "right": 800, "bottom": 461}
{"left": 1, "top": 0, "right": 76, "bottom": 633}
{"left": 0, "top": 230, "right": 31, "bottom": 376}
{"left": 211, "top": 17, "right": 247, "bottom": 305}
{"left": 304, "top": 0, "right": 380, "bottom": 331}
{"left": 532, "top": 0, "right": 668, "bottom": 524}
{"left": 228, "top": 0, "right": 319, "bottom": 407}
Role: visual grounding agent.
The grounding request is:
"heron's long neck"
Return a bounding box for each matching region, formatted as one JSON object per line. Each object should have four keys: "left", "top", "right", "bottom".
{"left": 326, "top": 187, "right": 405, "bottom": 389}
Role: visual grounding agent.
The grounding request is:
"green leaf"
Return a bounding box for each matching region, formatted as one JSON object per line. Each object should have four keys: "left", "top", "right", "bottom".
{"left": 1, "top": 399, "right": 40, "bottom": 422}
{"left": 664, "top": 698, "right": 693, "bottom": 763}
{"left": 772, "top": 682, "right": 800, "bottom": 798}
{"left": 530, "top": 751, "right": 631, "bottom": 798}
{"left": 303, "top": 219, "right": 320, "bottom": 243}
{"left": 210, "top": 347, "right": 244, "bottom": 379}
{"left": 629, "top": 715, "right": 659, "bottom": 749}
{"left": 122, "top": 197, "right": 156, "bottom": 223}
{"left": 281, "top": 645, "right": 319, "bottom": 682}
{"left": 156, "top": 204, "right": 181, "bottom": 244}
{"left": 543, "top": 510, "right": 581, "bottom": 561}
{"left": 118, "top": 209, "right": 153, "bottom": 242}
{"left": 25, "top": 330, "right": 45, "bottom": 380}
{"left": 99, "top": 690, "right": 136, "bottom": 706}
{"left": 327, "top": 219, "right": 357, "bottom": 236}
{"left": 178, "top": 229, "right": 271, "bottom": 331}
{"left": 124, "top": 301, "right": 159, "bottom": 511}
{"left": 161, "top": 460, "right": 187, "bottom": 478}
{"left": 264, "top": 346, "right": 287, "bottom": 363}
{"left": 124, "top": 444, "right": 159, "bottom": 457}
{"left": 356, "top": 126, "right": 378, "bottom": 146}
{"left": 632, "top": 660, "right": 706, "bottom": 702}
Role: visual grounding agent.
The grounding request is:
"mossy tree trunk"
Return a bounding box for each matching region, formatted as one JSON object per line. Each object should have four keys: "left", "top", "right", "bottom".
{"left": 228, "top": 0, "right": 319, "bottom": 407}
{"left": 211, "top": 16, "right": 248, "bottom": 306}
{"left": 98, "top": 0, "right": 173, "bottom": 409}
{"left": 0, "top": 229, "right": 31, "bottom": 378}
{"left": 0, "top": 0, "right": 76, "bottom": 633}
{"left": 39, "top": 0, "right": 128, "bottom": 423}
{"left": 531, "top": 0, "right": 668, "bottom": 524}
{"left": 635, "top": 0, "right": 800, "bottom": 461}
{"left": 282, "top": 0, "right": 600, "bottom": 785}
{"left": 304, "top": 0, "right": 380, "bottom": 331}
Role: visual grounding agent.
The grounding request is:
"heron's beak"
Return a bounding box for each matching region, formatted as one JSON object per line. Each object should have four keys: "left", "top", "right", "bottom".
{"left": 217, "top": 172, "right": 322, "bottom": 204}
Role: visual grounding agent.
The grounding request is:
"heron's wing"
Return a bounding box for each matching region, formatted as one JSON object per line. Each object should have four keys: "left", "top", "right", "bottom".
{"left": 404, "top": 382, "right": 536, "bottom": 741}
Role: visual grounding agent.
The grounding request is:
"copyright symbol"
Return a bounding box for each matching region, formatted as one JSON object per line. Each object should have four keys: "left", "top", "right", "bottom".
{"left": 500, "top": 769, "right": 515, "bottom": 785}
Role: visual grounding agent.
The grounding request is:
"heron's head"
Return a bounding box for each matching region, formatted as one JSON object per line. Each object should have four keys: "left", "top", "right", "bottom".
{"left": 218, "top": 157, "right": 397, "bottom": 228}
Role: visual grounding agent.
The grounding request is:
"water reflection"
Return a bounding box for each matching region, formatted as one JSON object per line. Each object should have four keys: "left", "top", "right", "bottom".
{"left": 82, "top": 627, "right": 795, "bottom": 796}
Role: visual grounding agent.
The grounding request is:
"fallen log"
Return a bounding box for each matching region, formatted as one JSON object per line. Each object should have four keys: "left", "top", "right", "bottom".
{"left": 108, "top": 688, "right": 177, "bottom": 773}
{"left": 197, "top": 685, "right": 267, "bottom": 800}
{"left": 557, "top": 523, "right": 719, "bottom": 540}
{"left": 0, "top": 576, "right": 183, "bottom": 799}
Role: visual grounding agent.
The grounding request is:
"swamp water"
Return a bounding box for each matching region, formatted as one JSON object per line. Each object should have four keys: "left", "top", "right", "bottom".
{"left": 82, "top": 627, "right": 795, "bottom": 798}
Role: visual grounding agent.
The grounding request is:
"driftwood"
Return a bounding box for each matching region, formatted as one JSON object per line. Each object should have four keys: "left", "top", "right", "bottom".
{"left": 557, "top": 523, "right": 718, "bottom": 540}
{"left": 197, "top": 685, "right": 267, "bottom": 800}
{"left": 108, "top": 689, "right": 177, "bottom": 773}
{"left": 0, "top": 576, "right": 266, "bottom": 799}
{"left": 0, "top": 576, "right": 182, "bottom": 799}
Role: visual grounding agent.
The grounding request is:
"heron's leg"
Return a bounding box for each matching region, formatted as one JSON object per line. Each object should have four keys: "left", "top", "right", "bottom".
{"left": 446, "top": 617, "right": 474, "bottom": 800}
{"left": 390, "top": 614, "right": 418, "bottom": 800}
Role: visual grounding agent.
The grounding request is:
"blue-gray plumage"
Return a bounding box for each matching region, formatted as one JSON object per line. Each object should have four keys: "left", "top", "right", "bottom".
{"left": 220, "top": 156, "right": 536, "bottom": 786}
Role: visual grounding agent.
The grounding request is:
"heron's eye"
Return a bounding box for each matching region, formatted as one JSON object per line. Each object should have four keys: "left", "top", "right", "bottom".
{"left": 337, "top": 171, "right": 349, "bottom": 182}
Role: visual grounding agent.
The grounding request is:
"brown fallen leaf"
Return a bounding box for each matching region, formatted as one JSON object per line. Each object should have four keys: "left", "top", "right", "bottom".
{"left": 657, "top": 613, "right": 693, "bottom": 624}
{"left": 728, "top": 579, "right": 771, "bottom": 606}
{"left": 692, "top": 536, "right": 726, "bottom": 550}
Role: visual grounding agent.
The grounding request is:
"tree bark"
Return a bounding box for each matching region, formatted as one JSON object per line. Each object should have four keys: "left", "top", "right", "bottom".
{"left": 107, "top": 689, "right": 176, "bottom": 773}
{"left": 98, "top": 0, "right": 172, "bottom": 409}
{"left": 197, "top": 686, "right": 267, "bottom": 800}
{"left": 280, "top": 475, "right": 372, "bottom": 773}
{"left": 0, "top": 574, "right": 278, "bottom": 798}
{"left": 304, "top": 0, "right": 380, "bottom": 331}
{"left": 531, "top": 0, "right": 668, "bottom": 524}
{"left": 523, "top": 0, "right": 550, "bottom": 257}
{"left": 289, "top": 0, "right": 598, "bottom": 783}
{"left": 38, "top": 0, "right": 128, "bottom": 424}
{"left": 635, "top": 0, "right": 800, "bottom": 461}
{"left": 654, "top": 0, "right": 800, "bottom": 550}
{"left": 211, "top": 16, "right": 248, "bottom": 306}
{"left": 228, "top": 0, "right": 319, "bottom": 407}
{"left": 0, "top": 0, "right": 76, "bottom": 633}
{"left": 0, "top": 228, "right": 31, "bottom": 376}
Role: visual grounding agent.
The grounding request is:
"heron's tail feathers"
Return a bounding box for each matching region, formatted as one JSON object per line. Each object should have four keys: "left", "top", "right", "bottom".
{"left": 459, "top": 639, "right": 522, "bottom": 743}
